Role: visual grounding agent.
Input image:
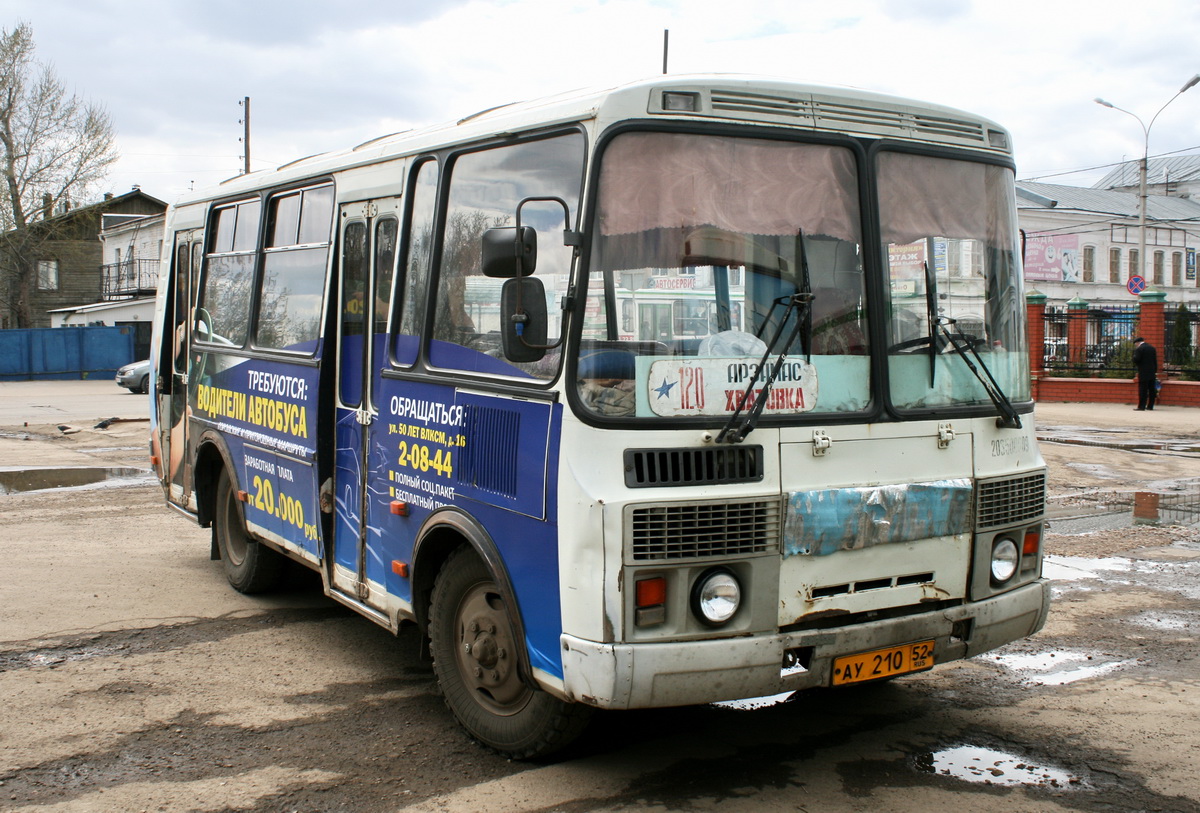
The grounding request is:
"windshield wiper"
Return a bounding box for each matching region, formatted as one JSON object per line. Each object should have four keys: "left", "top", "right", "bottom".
{"left": 717, "top": 228, "right": 815, "bottom": 444}
{"left": 717, "top": 291, "right": 815, "bottom": 444}
{"left": 923, "top": 260, "right": 938, "bottom": 385}
{"left": 936, "top": 316, "right": 1022, "bottom": 429}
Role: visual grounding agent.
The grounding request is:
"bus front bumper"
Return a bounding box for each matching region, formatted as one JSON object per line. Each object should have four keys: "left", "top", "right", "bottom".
{"left": 559, "top": 579, "right": 1050, "bottom": 710}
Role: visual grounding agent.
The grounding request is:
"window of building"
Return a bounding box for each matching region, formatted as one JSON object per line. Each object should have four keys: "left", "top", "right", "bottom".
{"left": 1172, "top": 252, "right": 1182, "bottom": 286}
{"left": 1109, "top": 247, "right": 1121, "bottom": 283}
{"left": 1129, "top": 248, "right": 1140, "bottom": 281}
{"left": 36, "top": 259, "right": 59, "bottom": 291}
{"left": 1083, "top": 245, "right": 1094, "bottom": 282}
{"left": 1153, "top": 250, "right": 1164, "bottom": 285}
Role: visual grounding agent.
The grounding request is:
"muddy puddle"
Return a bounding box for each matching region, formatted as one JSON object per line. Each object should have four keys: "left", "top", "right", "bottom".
{"left": 1037, "top": 428, "right": 1200, "bottom": 456}
{"left": 712, "top": 691, "right": 797, "bottom": 711}
{"left": 913, "top": 743, "right": 1084, "bottom": 788}
{"left": 0, "top": 466, "right": 153, "bottom": 495}
{"left": 990, "top": 648, "right": 1137, "bottom": 686}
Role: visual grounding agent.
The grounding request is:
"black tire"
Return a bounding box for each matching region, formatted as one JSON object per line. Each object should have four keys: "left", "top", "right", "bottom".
{"left": 139, "top": 374, "right": 150, "bottom": 394}
{"left": 428, "top": 547, "right": 591, "bottom": 759}
{"left": 213, "top": 468, "right": 285, "bottom": 593}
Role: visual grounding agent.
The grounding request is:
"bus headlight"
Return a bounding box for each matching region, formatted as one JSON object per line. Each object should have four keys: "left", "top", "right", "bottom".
{"left": 990, "top": 537, "right": 1020, "bottom": 583}
{"left": 691, "top": 568, "right": 741, "bottom": 626}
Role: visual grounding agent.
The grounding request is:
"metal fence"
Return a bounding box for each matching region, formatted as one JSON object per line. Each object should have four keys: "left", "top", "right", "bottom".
{"left": 1160, "top": 483, "right": 1200, "bottom": 527}
{"left": 100, "top": 258, "right": 159, "bottom": 300}
{"left": 1164, "top": 305, "right": 1200, "bottom": 374}
{"left": 1042, "top": 303, "right": 1199, "bottom": 379}
{"left": 1042, "top": 305, "right": 1140, "bottom": 375}
{"left": 1042, "top": 306, "right": 1068, "bottom": 370}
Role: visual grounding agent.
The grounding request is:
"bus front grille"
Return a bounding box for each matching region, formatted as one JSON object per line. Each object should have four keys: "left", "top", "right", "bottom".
{"left": 627, "top": 498, "right": 781, "bottom": 561}
{"left": 976, "top": 471, "right": 1047, "bottom": 530}
{"left": 624, "top": 446, "right": 764, "bottom": 488}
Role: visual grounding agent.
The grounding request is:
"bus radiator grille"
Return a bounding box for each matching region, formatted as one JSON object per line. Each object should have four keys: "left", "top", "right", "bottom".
{"left": 627, "top": 498, "right": 782, "bottom": 561}
{"left": 976, "top": 471, "right": 1047, "bottom": 530}
{"left": 623, "top": 446, "right": 764, "bottom": 488}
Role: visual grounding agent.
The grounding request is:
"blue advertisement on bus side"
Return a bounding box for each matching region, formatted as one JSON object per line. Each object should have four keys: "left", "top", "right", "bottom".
{"left": 191, "top": 356, "right": 323, "bottom": 560}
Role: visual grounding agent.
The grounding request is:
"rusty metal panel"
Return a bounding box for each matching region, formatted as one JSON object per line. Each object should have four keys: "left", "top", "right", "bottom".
{"left": 783, "top": 478, "right": 973, "bottom": 558}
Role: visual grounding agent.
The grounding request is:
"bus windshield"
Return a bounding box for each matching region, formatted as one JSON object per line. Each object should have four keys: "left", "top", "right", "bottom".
{"left": 879, "top": 151, "right": 1030, "bottom": 410}
{"left": 579, "top": 132, "right": 869, "bottom": 420}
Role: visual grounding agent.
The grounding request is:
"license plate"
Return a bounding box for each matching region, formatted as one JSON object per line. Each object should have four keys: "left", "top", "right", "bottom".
{"left": 831, "top": 640, "right": 935, "bottom": 686}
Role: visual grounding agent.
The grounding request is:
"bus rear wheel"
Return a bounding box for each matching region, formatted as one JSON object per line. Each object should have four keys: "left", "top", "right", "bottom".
{"left": 428, "top": 547, "right": 590, "bottom": 759}
{"left": 214, "top": 468, "right": 284, "bottom": 593}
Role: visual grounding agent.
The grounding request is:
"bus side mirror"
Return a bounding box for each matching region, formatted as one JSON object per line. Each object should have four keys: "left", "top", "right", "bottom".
{"left": 482, "top": 226, "right": 537, "bottom": 278}
{"left": 501, "top": 277, "right": 547, "bottom": 362}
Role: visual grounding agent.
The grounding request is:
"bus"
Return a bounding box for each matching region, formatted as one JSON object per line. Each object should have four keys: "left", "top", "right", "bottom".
{"left": 148, "top": 75, "right": 1050, "bottom": 758}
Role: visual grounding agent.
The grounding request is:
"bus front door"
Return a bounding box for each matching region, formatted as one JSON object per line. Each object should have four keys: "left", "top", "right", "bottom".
{"left": 162, "top": 231, "right": 203, "bottom": 509}
{"left": 330, "top": 199, "right": 401, "bottom": 611}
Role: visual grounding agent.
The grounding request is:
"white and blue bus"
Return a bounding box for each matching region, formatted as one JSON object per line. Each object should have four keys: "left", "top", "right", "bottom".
{"left": 149, "top": 75, "right": 1050, "bottom": 758}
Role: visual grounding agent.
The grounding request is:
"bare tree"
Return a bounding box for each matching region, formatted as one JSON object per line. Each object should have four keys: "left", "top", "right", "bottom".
{"left": 0, "top": 22, "right": 117, "bottom": 327}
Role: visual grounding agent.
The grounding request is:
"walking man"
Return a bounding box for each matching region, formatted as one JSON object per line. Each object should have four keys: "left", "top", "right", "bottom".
{"left": 1132, "top": 336, "right": 1158, "bottom": 411}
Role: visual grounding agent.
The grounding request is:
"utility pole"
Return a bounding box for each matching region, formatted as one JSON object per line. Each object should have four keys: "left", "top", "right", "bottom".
{"left": 1095, "top": 74, "right": 1200, "bottom": 284}
{"left": 239, "top": 97, "right": 251, "bottom": 175}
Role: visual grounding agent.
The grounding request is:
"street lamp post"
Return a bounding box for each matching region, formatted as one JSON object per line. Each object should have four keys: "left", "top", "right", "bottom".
{"left": 1095, "top": 74, "right": 1200, "bottom": 285}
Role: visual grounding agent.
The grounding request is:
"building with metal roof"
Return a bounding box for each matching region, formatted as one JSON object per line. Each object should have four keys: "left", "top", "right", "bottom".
{"left": 1016, "top": 180, "right": 1200, "bottom": 306}
{"left": 1093, "top": 154, "right": 1200, "bottom": 198}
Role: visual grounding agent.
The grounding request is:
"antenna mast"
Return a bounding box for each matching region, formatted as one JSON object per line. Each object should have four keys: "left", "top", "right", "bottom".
{"left": 662, "top": 29, "right": 669, "bottom": 74}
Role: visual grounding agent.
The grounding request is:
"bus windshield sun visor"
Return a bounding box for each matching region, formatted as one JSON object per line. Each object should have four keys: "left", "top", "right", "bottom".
{"left": 935, "top": 316, "right": 1022, "bottom": 430}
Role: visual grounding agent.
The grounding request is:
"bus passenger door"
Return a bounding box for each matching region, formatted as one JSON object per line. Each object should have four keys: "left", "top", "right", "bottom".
{"left": 161, "top": 231, "right": 203, "bottom": 509}
{"left": 331, "top": 199, "right": 400, "bottom": 610}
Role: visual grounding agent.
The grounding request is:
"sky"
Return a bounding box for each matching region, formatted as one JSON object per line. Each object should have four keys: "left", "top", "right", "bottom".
{"left": 4, "top": 0, "right": 1200, "bottom": 205}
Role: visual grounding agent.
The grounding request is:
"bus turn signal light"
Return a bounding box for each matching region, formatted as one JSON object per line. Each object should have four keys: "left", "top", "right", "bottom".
{"left": 392, "top": 560, "right": 409, "bottom": 578}
{"left": 1023, "top": 529, "right": 1040, "bottom": 556}
{"left": 635, "top": 576, "right": 667, "bottom": 627}
{"left": 390, "top": 500, "right": 408, "bottom": 516}
{"left": 636, "top": 576, "right": 666, "bottom": 607}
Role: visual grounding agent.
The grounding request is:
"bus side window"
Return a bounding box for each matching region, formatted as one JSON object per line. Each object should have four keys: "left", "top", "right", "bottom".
{"left": 199, "top": 199, "right": 260, "bottom": 347}
{"left": 429, "top": 133, "right": 585, "bottom": 378}
{"left": 374, "top": 218, "right": 397, "bottom": 336}
{"left": 394, "top": 159, "right": 437, "bottom": 367}
{"left": 255, "top": 184, "right": 333, "bottom": 353}
{"left": 172, "top": 242, "right": 189, "bottom": 373}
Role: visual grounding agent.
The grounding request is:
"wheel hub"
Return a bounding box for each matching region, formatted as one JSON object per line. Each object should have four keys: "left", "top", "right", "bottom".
{"left": 457, "top": 588, "right": 528, "bottom": 712}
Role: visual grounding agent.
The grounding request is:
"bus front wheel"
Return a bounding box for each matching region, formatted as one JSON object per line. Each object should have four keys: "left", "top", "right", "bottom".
{"left": 428, "top": 547, "right": 590, "bottom": 759}
{"left": 214, "top": 468, "right": 284, "bottom": 593}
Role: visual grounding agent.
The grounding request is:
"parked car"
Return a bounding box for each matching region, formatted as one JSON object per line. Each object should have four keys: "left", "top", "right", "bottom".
{"left": 115, "top": 359, "right": 151, "bottom": 393}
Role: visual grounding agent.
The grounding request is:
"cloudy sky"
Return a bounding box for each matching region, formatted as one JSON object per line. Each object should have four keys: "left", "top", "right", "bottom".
{"left": 4, "top": 0, "right": 1200, "bottom": 203}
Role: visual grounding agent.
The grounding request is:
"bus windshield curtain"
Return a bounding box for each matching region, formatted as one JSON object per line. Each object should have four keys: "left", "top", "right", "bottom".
{"left": 876, "top": 153, "right": 1017, "bottom": 248}
{"left": 595, "top": 133, "right": 861, "bottom": 272}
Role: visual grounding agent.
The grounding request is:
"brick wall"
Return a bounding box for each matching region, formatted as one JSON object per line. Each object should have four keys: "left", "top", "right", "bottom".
{"left": 1035, "top": 376, "right": 1200, "bottom": 406}
{"left": 1028, "top": 291, "right": 1200, "bottom": 407}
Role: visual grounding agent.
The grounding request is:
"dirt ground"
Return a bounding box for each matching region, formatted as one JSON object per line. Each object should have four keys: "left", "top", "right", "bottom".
{"left": 2, "top": 384, "right": 1200, "bottom": 812}
{"left": 1033, "top": 400, "right": 1200, "bottom": 557}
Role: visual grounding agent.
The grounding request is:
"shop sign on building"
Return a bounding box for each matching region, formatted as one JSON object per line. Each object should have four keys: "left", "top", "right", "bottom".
{"left": 1024, "top": 234, "right": 1081, "bottom": 282}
